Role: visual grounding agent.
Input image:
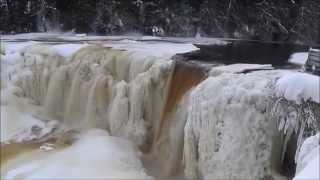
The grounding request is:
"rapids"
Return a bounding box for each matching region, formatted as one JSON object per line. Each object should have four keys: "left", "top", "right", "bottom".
{"left": 1, "top": 38, "right": 319, "bottom": 179}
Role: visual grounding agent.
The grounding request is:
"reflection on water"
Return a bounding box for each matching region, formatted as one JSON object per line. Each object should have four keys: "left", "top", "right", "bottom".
{"left": 182, "top": 40, "right": 311, "bottom": 68}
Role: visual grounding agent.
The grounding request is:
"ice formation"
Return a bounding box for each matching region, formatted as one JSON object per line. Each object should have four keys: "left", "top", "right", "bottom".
{"left": 1, "top": 36, "right": 319, "bottom": 180}
{"left": 183, "top": 64, "right": 319, "bottom": 179}
{"left": 276, "top": 72, "right": 320, "bottom": 104}
{"left": 13, "top": 44, "right": 175, "bottom": 147}
{"left": 1, "top": 40, "right": 191, "bottom": 179}
{"left": 184, "top": 69, "right": 285, "bottom": 179}
{"left": 288, "top": 52, "right": 308, "bottom": 66}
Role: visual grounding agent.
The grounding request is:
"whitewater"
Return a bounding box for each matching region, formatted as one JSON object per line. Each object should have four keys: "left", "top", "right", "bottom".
{"left": 0, "top": 34, "right": 319, "bottom": 180}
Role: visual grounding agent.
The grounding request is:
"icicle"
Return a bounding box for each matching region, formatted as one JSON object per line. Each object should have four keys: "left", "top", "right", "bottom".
{"left": 295, "top": 121, "right": 306, "bottom": 162}
{"left": 281, "top": 127, "right": 294, "bottom": 164}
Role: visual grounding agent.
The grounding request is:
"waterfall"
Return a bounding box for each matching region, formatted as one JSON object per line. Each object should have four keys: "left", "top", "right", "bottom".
{"left": 183, "top": 68, "right": 319, "bottom": 179}
{"left": 43, "top": 66, "right": 68, "bottom": 120}
{"left": 12, "top": 44, "right": 175, "bottom": 146}
{"left": 1, "top": 41, "right": 319, "bottom": 180}
{"left": 183, "top": 70, "right": 284, "bottom": 179}
{"left": 156, "top": 60, "right": 207, "bottom": 140}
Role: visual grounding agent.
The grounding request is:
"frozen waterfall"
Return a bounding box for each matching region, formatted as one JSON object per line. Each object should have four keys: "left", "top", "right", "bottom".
{"left": 1, "top": 38, "right": 319, "bottom": 180}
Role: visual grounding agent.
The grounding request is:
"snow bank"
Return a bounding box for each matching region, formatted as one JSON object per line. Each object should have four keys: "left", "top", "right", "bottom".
{"left": 209, "top": 63, "right": 273, "bottom": 76}
{"left": 294, "top": 155, "right": 320, "bottom": 180}
{"left": 2, "top": 41, "right": 38, "bottom": 54}
{"left": 294, "top": 134, "right": 319, "bottom": 180}
{"left": 2, "top": 33, "right": 61, "bottom": 41}
{"left": 3, "top": 129, "right": 152, "bottom": 179}
{"left": 1, "top": 104, "right": 58, "bottom": 142}
{"left": 141, "top": 36, "right": 161, "bottom": 40}
{"left": 288, "top": 53, "right": 308, "bottom": 65}
{"left": 276, "top": 72, "right": 320, "bottom": 104}
{"left": 103, "top": 41, "right": 198, "bottom": 58}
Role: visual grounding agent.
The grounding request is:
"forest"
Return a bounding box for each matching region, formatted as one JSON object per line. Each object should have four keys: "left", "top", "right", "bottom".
{"left": 1, "top": 0, "right": 320, "bottom": 45}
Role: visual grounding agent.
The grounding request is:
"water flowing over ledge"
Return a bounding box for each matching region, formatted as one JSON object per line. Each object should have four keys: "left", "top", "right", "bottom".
{"left": 1, "top": 37, "right": 319, "bottom": 179}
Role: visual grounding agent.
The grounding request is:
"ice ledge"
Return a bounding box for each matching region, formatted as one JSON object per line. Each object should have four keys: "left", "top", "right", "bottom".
{"left": 209, "top": 63, "right": 273, "bottom": 76}
{"left": 276, "top": 72, "right": 320, "bottom": 104}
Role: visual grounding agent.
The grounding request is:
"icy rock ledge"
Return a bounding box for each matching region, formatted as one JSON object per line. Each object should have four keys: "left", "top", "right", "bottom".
{"left": 276, "top": 72, "right": 320, "bottom": 104}
{"left": 184, "top": 65, "right": 319, "bottom": 179}
{"left": 209, "top": 63, "right": 273, "bottom": 76}
{"left": 184, "top": 70, "right": 282, "bottom": 179}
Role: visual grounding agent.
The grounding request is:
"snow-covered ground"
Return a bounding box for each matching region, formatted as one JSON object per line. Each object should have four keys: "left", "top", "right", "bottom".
{"left": 103, "top": 40, "right": 198, "bottom": 58}
{"left": 276, "top": 72, "right": 320, "bottom": 104}
{"left": 3, "top": 129, "right": 151, "bottom": 179}
{"left": 288, "top": 52, "right": 309, "bottom": 66}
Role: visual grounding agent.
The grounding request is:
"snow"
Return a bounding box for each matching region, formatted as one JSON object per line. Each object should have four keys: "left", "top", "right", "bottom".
{"left": 296, "top": 134, "right": 319, "bottom": 173}
{"left": 75, "top": 33, "right": 87, "bottom": 37}
{"left": 51, "top": 44, "right": 88, "bottom": 57}
{"left": 294, "top": 155, "right": 320, "bottom": 180}
{"left": 276, "top": 72, "right": 320, "bottom": 104}
{"left": 209, "top": 63, "right": 273, "bottom": 76}
{"left": 2, "top": 33, "right": 61, "bottom": 41}
{"left": 103, "top": 41, "right": 198, "bottom": 58}
{"left": 1, "top": 41, "right": 38, "bottom": 55}
{"left": 288, "top": 52, "right": 308, "bottom": 65}
{"left": 3, "top": 129, "right": 152, "bottom": 179}
{"left": 311, "top": 48, "right": 320, "bottom": 52}
{"left": 294, "top": 133, "right": 320, "bottom": 180}
{"left": 141, "top": 36, "right": 161, "bottom": 40}
{"left": 0, "top": 104, "right": 58, "bottom": 142}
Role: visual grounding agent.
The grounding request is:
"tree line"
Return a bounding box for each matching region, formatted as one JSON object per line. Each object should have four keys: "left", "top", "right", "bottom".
{"left": 1, "top": 0, "right": 319, "bottom": 44}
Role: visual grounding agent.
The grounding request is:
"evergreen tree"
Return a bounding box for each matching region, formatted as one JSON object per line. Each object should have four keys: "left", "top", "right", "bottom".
{"left": 0, "top": 0, "right": 319, "bottom": 45}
